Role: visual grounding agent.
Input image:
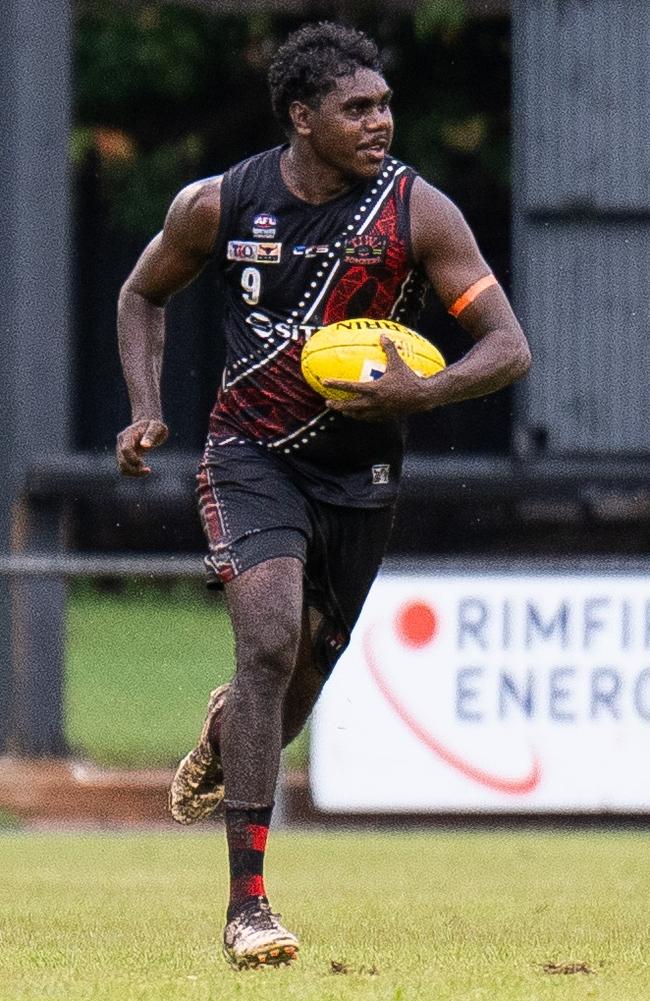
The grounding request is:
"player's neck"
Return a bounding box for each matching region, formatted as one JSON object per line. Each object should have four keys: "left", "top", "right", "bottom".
{"left": 280, "top": 143, "right": 355, "bottom": 205}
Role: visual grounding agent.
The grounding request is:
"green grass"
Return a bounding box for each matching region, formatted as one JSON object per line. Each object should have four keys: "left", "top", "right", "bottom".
{"left": 65, "top": 582, "right": 308, "bottom": 768}
{"left": 1, "top": 830, "right": 649, "bottom": 1000}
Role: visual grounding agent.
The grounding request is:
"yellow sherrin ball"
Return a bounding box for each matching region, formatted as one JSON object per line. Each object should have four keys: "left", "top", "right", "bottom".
{"left": 300, "top": 317, "right": 446, "bottom": 400}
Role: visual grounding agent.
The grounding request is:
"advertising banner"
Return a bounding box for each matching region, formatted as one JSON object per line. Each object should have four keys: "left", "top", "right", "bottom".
{"left": 310, "top": 572, "right": 650, "bottom": 812}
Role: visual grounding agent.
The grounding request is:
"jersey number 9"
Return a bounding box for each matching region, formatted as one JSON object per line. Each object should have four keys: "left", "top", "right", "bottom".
{"left": 241, "top": 267, "right": 261, "bottom": 306}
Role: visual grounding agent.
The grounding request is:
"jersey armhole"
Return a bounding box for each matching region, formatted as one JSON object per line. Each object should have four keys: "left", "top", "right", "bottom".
{"left": 211, "top": 169, "right": 234, "bottom": 262}
{"left": 401, "top": 168, "right": 420, "bottom": 267}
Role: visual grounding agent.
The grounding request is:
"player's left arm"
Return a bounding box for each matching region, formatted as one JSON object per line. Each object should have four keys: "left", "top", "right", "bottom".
{"left": 327, "top": 178, "right": 531, "bottom": 419}
{"left": 408, "top": 178, "right": 531, "bottom": 407}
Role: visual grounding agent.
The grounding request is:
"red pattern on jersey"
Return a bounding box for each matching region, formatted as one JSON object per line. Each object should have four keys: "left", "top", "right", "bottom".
{"left": 211, "top": 173, "right": 411, "bottom": 445}
{"left": 322, "top": 180, "right": 409, "bottom": 325}
{"left": 209, "top": 340, "right": 324, "bottom": 441}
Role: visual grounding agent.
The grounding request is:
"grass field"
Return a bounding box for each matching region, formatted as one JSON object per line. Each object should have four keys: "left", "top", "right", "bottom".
{"left": 58, "top": 584, "right": 650, "bottom": 999}
{"left": 1, "top": 829, "right": 649, "bottom": 1000}
{"left": 65, "top": 581, "right": 308, "bottom": 768}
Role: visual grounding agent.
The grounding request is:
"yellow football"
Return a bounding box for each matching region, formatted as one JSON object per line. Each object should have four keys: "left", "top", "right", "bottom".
{"left": 300, "top": 317, "right": 446, "bottom": 400}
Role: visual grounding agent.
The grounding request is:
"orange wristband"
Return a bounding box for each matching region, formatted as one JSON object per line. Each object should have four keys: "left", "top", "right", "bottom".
{"left": 448, "top": 274, "right": 498, "bottom": 318}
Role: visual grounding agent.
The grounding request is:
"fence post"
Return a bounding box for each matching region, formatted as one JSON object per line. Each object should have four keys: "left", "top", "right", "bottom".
{"left": 0, "top": 0, "right": 72, "bottom": 754}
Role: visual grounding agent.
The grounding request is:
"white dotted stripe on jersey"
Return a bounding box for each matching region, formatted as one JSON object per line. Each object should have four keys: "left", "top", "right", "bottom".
{"left": 222, "top": 161, "right": 406, "bottom": 430}
{"left": 299, "top": 163, "right": 406, "bottom": 331}
{"left": 261, "top": 164, "right": 408, "bottom": 453}
{"left": 354, "top": 164, "right": 405, "bottom": 239}
{"left": 222, "top": 337, "right": 293, "bottom": 390}
{"left": 266, "top": 406, "right": 332, "bottom": 451}
{"left": 230, "top": 160, "right": 406, "bottom": 383}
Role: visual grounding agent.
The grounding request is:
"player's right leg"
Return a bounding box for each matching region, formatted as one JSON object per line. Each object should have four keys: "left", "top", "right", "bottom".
{"left": 170, "top": 496, "right": 395, "bottom": 826}
{"left": 170, "top": 554, "right": 304, "bottom": 966}
{"left": 168, "top": 682, "right": 229, "bottom": 824}
{"left": 170, "top": 439, "right": 310, "bottom": 826}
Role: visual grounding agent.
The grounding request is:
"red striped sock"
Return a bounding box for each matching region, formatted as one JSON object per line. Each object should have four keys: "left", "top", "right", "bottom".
{"left": 225, "top": 806, "right": 272, "bottom": 920}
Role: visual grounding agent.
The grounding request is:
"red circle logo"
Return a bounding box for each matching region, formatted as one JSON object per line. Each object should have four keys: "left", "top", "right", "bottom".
{"left": 395, "top": 600, "right": 438, "bottom": 648}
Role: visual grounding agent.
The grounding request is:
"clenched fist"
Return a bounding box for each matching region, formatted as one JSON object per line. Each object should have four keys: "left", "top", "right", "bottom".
{"left": 116, "top": 419, "right": 169, "bottom": 476}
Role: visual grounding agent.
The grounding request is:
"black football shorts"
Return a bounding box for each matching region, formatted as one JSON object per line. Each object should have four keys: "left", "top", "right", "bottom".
{"left": 196, "top": 438, "right": 394, "bottom": 673}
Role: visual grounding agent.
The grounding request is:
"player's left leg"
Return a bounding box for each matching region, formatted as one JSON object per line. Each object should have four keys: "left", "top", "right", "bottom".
{"left": 281, "top": 607, "right": 326, "bottom": 745}
{"left": 280, "top": 501, "right": 396, "bottom": 747}
{"left": 219, "top": 555, "right": 303, "bottom": 969}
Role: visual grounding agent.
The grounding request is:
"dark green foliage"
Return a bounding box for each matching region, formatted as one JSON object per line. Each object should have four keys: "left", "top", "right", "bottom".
{"left": 76, "top": 5, "right": 213, "bottom": 107}
{"left": 73, "top": 4, "right": 510, "bottom": 238}
{"left": 415, "top": 0, "right": 467, "bottom": 36}
{"left": 74, "top": 5, "right": 276, "bottom": 234}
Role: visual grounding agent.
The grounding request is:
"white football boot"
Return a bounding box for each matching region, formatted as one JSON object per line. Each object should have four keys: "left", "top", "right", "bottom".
{"left": 223, "top": 898, "right": 299, "bottom": 969}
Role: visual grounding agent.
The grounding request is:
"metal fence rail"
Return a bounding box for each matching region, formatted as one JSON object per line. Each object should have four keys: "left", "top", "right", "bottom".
{"left": 3, "top": 447, "right": 650, "bottom": 757}
{"left": 0, "top": 554, "right": 204, "bottom": 578}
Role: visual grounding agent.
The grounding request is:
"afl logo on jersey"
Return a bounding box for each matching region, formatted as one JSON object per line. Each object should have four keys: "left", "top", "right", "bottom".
{"left": 227, "top": 240, "right": 282, "bottom": 264}
{"left": 252, "top": 213, "right": 277, "bottom": 238}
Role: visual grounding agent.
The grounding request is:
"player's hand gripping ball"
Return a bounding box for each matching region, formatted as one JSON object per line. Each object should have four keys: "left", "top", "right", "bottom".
{"left": 300, "top": 318, "right": 445, "bottom": 400}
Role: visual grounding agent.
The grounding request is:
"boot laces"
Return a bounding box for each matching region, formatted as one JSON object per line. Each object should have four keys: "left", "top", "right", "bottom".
{"left": 242, "top": 899, "right": 281, "bottom": 932}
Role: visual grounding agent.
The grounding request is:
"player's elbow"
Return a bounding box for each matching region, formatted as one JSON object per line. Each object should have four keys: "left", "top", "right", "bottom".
{"left": 517, "top": 338, "right": 532, "bottom": 378}
{"left": 506, "top": 329, "right": 532, "bottom": 382}
{"left": 118, "top": 280, "right": 166, "bottom": 314}
{"left": 117, "top": 280, "right": 144, "bottom": 313}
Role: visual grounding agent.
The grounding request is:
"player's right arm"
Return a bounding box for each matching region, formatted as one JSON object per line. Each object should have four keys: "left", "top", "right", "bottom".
{"left": 116, "top": 176, "right": 222, "bottom": 476}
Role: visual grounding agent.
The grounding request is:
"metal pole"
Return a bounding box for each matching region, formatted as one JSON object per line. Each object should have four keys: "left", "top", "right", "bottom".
{"left": 0, "top": 0, "right": 72, "bottom": 754}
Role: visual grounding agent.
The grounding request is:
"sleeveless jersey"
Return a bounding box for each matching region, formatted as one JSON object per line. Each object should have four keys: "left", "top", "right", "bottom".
{"left": 209, "top": 145, "right": 427, "bottom": 507}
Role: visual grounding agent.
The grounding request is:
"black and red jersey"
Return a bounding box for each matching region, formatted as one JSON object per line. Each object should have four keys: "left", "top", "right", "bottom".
{"left": 209, "top": 145, "right": 427, "bottom": 506}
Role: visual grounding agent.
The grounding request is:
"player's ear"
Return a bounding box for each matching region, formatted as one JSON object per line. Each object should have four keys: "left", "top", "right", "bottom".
{"left": 288, "top": 100, "right": 313, "bottom": 137}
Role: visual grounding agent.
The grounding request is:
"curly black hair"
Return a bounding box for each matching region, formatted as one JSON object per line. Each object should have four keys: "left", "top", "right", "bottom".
{"left": 268, "top": 22, "right": 383, "bottom": 135}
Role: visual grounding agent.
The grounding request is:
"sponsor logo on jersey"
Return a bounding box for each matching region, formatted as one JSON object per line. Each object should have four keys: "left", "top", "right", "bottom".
{"left": 293, "top": 244, "right": 330, "bottom": 257}
{"left": 227, "top": 240, "right": 282, "bottom": 264}
{"left": 245, "top": 310, "right": 319, "bottom": 342}
{"left": 252, "top": 213, "right": 277, "bottom": 238}
{"left": 372, "top": 464, "right": 390, "bottom": 485}
{"left": 343, "top": 235, "right": 388, "bottom": 265}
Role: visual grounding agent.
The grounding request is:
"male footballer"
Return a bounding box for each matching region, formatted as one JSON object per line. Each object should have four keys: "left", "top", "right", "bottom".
{"left": 116, "top": 21, "right": 530, "bottom": 969}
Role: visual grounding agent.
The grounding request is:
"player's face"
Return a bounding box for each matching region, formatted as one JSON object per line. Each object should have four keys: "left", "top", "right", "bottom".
{"left": 305, "top": 69, "right": 394, "bottom": 179}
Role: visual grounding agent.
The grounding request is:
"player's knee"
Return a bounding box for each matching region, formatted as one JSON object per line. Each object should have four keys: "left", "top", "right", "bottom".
{"left": 240, "top": 618, "right": 301, "bottom": 680}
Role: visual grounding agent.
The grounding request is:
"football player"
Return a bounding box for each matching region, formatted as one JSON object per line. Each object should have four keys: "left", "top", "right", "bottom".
{"left": 116, "top": 20, "right": 530, "bottom": 969}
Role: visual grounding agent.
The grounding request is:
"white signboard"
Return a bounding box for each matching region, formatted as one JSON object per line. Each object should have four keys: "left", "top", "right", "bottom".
{"left": 310, "top": 573, "right": 650, "bottom": 812}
